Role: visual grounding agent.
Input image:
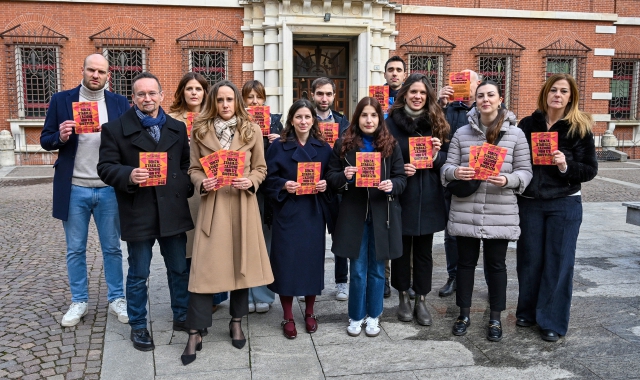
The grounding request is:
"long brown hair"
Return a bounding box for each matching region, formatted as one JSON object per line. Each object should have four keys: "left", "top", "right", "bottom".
{"left": 389, "top": 73, "right": 450, "bottom": 142}
{"left": 475, "top": 80, "right": 506, "bottom": 145}
{"left": 169, "top": 72, "right": 209, "bottom": 114}
{"left": 279, "top": 99, "right": 325, "bottom": 143}
{"left": 192, "top": 80, "right": 254, "bottom": 144}
{"left": 341, "top": 97, "right": 396, "bottom": 158}
{"left": 537, "top": 73, "right": 593, "bottom": 138}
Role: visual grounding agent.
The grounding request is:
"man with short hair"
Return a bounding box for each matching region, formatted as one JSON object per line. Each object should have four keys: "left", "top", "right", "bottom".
{"left": 98, "top": 72, "right": 193, "bottom": 351}
{"left": 437, "top": 69, "right": 483, "bottom": 297}
{"left": 384, "top": 55, "right": 407, "bottom": 100}
{"left": 41, "top": 53, "right": 130, "bottom": 328}
{"left": 311, "top": 77, "right": 350, "bottom": 300}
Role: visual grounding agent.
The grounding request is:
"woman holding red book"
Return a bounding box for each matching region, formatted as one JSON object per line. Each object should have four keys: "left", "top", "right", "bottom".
{"left": 263, "top": 99, "right": 335, "bottom": 339}
{"left": 181, "top": 80, "right": 273, "bottom": 365}
{"left": 441, "top": 80, "right": 532, "bottom": 342}
{"left": 326, "top": 97, "right": 406, "bottom": 337}
{"left": 515, "top": 74, "right": 597, "bottom": 342}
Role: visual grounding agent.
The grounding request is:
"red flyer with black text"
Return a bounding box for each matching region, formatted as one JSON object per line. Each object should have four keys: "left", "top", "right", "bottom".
{"left": 248, "top": 106, "right": 271, "bottom": 136}
{"left": 319, "top": 122, "right": 339, "bottom": 148}
{"left": 199, "top": 151, "right": 220, "bottom": 180}
{"left": 185, "top": 112, "right": 198, "bottom": 138}
{"left": 531, "top": 132, "right": 558, "bottom": 165}
{"left": 475, "top": 143, "right": 508, "bottom": 180}
{"left": 449, "top": 72, "right": 471, "bottom": 102}
{"left": 139, "top": 152, "right": 168, "bottom": 187}
{"left": 296, "top": 162, "right": 321, "bottom": 195}
{"left": 356, "top": 152, "right": 381, "bottom": 187}
{"left": 469, "top": 145, "right": 482, "bottom": 179}
{"left": 368, "top": 86, "right": 390, "bottom": 114}
{"left": 408, "top": 136, "right": 433, "bottom": 169}
{"left": 72, "top": 102, "right": 100, "bottom": 134}
{"left": 217, "top": 150, "right": 247, "bottom": 188}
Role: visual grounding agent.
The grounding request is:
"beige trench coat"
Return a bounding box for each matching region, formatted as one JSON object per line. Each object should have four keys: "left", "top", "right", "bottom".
{"left": 168, "top": 111, "right": 198, "bottom": 259}
{"left": 188, "top": 122, "right": 274, "bottom": 294}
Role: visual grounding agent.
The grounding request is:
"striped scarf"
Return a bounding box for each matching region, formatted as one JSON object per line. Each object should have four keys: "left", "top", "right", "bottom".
{"left": 214, "top": 116, "right": 237, "bottom": 150}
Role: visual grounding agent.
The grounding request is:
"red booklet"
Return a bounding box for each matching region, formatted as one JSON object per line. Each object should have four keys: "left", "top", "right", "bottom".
{"left": 531, "top": 132, "right": 558, "bottom": 165}
{"left": 185, "top": 112, "right": 198, "bottom": 138}
{"left": 248, "top": 106, "right": 271, "bottom": 136}
{"left": 199, "top": 150, "right": 220, "bottom": 180}
{"left": 296, "top": 162, "right": 321, "bottom": 195}
{"left": 72, "top": 102, "right": 100, "bottom": 134}
{"left": 139, "top": 152, "right": 168, "bottom": 187}
{"left": 319, "top": 122, "right": 339, "bottom": 148}
{"left": 449, "top": 72, "right": 471, "bottom": 102}
{"left": 217, "top": 150, "right": 247, "bottom": 189}
{"left": 475, "top": 143, "right": 508, "bottom": 180}
{"left": 369, "top": 85, "right": 390, "bottom": 114}
{"left": 408, "top": 136, "right": 433, "bottom": 169}
{"left": 356, "top": 152, "right": 381, "bottom": 187}
{"left": 469, "top": 145, "right": 482, "bottom": 179}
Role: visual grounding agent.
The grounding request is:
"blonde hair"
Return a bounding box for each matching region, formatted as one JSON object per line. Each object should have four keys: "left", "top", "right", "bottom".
{"left": 537, "top": 73, "right": 594, "bottom": 138}
{"left": 192, "top": 80, "right": 255, "bottom": 143}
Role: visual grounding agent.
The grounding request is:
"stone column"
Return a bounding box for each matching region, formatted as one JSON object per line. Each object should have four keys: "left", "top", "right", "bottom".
{"left": 252, "top": 27, "right": 265, "bottom": 84}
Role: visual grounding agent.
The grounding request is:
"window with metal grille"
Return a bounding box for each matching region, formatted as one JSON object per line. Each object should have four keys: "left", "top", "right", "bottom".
{"left": 103, "top": 48, "right": 146, "bottom": 99}
{"left": 15, "top": 45, "right": 61, "bottom": 118}
{"left": 408, "top": 54, "right": 444, "bottom": 92}
{"left": 610, "top": 59, "right": 640, "bottom": 120}
{"left": 546, "top": 57, "right": 577, "bottom": 77}
{"left": 189, "top": 50, "right": 227, "bottom": 86}
{"left": 478, "top": 55, "right": 512, "bottom": 109}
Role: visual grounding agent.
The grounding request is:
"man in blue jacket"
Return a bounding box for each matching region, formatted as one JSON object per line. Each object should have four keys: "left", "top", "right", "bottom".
{"left": 310, "top": 77, "right": 350, "bottom": 301}
{"left": 40, "top": 54, "right": 130, "bottom": 327}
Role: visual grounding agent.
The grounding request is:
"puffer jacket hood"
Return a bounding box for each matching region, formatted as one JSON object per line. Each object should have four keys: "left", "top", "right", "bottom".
{"left": 441, "top": 108, "right": 533, "bottom": 241}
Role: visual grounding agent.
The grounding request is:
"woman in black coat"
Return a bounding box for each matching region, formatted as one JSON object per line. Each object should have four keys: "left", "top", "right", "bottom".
{"left": 327, "top": 97, "right": 406, "bottom": 337}
{"left": 385, "top": 73, "right": 450, "bottom": 325}
{"left": 516, "top": 74, "right": 598, "bottom": 342}
{"left": 263, "top": 99, "right": 335, "bottom": 340}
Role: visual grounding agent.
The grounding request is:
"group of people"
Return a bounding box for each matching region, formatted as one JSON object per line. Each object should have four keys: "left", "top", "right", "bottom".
{"left": 41, "top": 53, "right": 597, "bottom": 366}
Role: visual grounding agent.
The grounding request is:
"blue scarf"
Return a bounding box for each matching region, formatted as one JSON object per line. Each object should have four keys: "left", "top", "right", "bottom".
{"left": 135, "top": 106, "right": 167, "bottom": 142}
{"left": 362, "top": 135, "right": 375, "bottom": 152}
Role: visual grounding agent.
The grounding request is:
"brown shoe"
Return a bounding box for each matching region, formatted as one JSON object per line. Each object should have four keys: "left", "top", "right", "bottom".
{"left": 281, "top": 319, "right": 297, "bottom": 339}
{"left": 414, "top": 295, "right": 432, "bottom": 326}
{"left": 305, "top": 314, "right": 318, "bottom": 333}
{"left": 397, "top": 291, "right": 413, "bottom": 322}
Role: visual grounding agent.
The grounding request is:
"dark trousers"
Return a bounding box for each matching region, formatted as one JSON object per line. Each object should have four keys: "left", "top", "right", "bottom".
{"left": 456, "top": 237, "right": 509, "bottom": 311}
{"left": 444, "top": 195, "right": 458, "bottom": 279}
{"left": 516, "top": 196, "right": 582, "bottom": 336}
{"left": 391, "top": 234, "right": 433, "bottom": 295}
{"left": 186, "top": 289, "right": 249, "bottom": 330}
{"left": 335, "top": 255, "right": 348, "bottom": 284}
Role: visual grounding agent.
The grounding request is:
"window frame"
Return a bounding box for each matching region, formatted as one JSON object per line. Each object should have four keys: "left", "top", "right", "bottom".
{"left": 407, "top": 53, "right": 445, "bottom": 93}
{"left": 610, "top": 59, "right": 640, "bottom": 121}
{"left": 188, "top": 48, "right": 228, "bottom": 86}
{"left": 477, "top": 55, "right": 513, "bottom": 110}
{"left": 14, "top": 45, "right": 62, "bottom": 119}
{"left": 102, "top": 47, "right": 147, "bottom": 99}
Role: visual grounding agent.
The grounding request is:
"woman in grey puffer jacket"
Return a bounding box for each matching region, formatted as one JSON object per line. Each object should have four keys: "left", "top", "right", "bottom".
{"left": 441, "top": 80, "right": 532, "bottom": 342}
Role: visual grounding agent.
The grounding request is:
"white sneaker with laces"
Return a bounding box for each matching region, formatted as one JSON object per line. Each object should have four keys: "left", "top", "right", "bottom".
{"left": 365, "top": 317, "right": 381, "bottom": 337}
{"left": 249, "top": 303, "right": 256, "bottom": 313}
{"left": 109, "top": 298, "right": 128, "bottom": 323}
{"left": 336, "top": 283, "right": 349, "bottom": 301}
{"left": 255, "top": 302, "right": 270, "bottom": 313}
{"left": 347, "top": 318, "right": 364, "bottom": 336}
{"left": 61, "top": 302, "right": 88, "bottom": 327}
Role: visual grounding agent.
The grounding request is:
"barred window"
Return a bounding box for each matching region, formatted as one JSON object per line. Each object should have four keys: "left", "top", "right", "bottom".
{"left": 610, "top": 59, "right": 640, "bottom": 120}
{"left": 189, "top": 50, "right": 227, "bottom": 86}
{"left": 15, "top": 45, "right": 61, "bottom": 118}
{"left": 408, "top": 54, "right": 444, "bottom": 92}
{"left": 546, "top": 57, "right": 577, "bottom": 77}
{"left": 478, "top": 55, "right": 512, "bottom": 109}
{"left": 103, "top": 48, "right": 146, "bottom": 99}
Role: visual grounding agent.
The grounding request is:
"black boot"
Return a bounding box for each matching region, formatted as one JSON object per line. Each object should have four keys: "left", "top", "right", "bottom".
{"left": 384, "top": 278, "right": 391, "bottom": 298}
{"left": 413, "top": 295, "right": 432, "bottom": 326}
{"left": 438, "top": 277, "right": 456, "bottom": 297}
{"left": 397, "top": 291, "right": 413, "bottom": 322}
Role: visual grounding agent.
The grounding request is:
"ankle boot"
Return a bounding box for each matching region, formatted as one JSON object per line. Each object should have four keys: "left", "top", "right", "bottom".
{"left": 413, "top": 295, "right": 432, "bottom": 326}
{"left": 397, "top": 291, "right": 413, "bottom": 322}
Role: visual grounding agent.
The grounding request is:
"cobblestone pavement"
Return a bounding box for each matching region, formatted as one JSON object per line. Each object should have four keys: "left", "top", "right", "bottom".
{"left": 0, "top": 160, "right": 639, "bottom": 379}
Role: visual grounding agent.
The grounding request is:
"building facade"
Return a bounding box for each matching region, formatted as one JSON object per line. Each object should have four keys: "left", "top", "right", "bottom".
{"left": 1, "top": 0, "right": 639, "bottom": 165}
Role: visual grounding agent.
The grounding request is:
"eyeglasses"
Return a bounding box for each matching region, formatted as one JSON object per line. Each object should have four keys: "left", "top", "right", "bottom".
{"left": 135, "top": 92, "right": 160, "bottom": 99}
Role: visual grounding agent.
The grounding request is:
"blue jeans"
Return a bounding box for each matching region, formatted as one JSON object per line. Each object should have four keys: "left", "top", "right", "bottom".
{"left": 126, "top": 234, "right": 190, "bottom": 330}
{"left": 62, "top": 185, "right": 124, "bottom": 303}
{"left": 348, "top": 221, "right": 385, "bottom": 321}
{"left": 516, "top": 196, "right": 582, "bottom": 336}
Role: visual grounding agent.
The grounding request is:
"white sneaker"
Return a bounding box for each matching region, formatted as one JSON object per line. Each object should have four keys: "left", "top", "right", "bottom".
{"left": 61, "top": 302, "right": 88, "bottom": 327}
{"left": 347, "top": 318, "right": 364, "bottom": 336}
{"left": 249, "top": 303, "right": 256, "bottom": 313}
{"left": 297, "top": 296, "right": 306, "bottom": 302}
{"left": 109, "top": 298, "right": 129, "bottom": 323}
{"left": 255, "top": 302, "right": 270, "bottom": 313}
{"left": 336, "top": 283, "right": 348, "bottom": 301}
{"left": 365, "top": 317, "right": 381, "bottom": 337}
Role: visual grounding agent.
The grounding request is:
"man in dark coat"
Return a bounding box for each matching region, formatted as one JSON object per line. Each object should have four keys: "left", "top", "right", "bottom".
{"left": 97, "top": 72, "right": 193, "bottom": 352}
{"left": 40, "top": 54, "right": 130, "bottom": 328}
{"left": 436, "top": 69, "right": 482, "bottom": 297}
{"left": 311, "top": 77, "right": 350, "bottom": 301}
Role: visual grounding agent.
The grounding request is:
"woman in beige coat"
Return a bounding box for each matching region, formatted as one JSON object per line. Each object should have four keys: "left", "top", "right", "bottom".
{"left": 168, "top": 73, "right": 229, "bottom": 315}
{"left": 181, "top": 80, "right": 274, "bottom": 365}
